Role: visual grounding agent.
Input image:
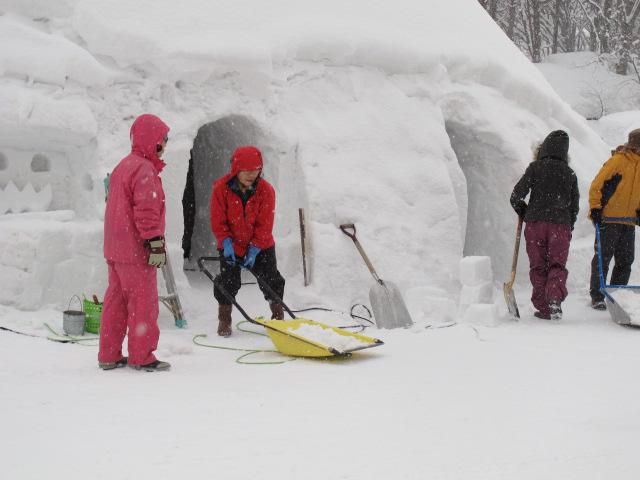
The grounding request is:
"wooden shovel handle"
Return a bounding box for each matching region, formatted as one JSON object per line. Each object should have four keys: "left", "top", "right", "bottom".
{"left": 506, "top": 217, "right": 523, "bottom": 287}
{"left": 339, "top": 223, "right": 382, "bottom": 283}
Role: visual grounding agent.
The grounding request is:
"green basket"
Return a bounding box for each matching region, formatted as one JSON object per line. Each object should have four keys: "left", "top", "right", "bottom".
{"left": 83, "top": 297, "right": 103, "bottom": 334}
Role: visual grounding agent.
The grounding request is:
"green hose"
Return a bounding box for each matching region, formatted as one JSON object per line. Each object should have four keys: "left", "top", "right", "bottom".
{"left": 192, "top": 321, "right": 296, "bottom": 365}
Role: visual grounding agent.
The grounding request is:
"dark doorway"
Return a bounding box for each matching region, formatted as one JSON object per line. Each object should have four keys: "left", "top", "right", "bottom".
{"left": 183, "top": 115, "right": 263, "bottom": 271}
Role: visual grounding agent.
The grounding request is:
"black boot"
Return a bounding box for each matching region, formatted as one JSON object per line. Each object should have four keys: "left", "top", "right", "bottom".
{"left": 99, "top": 357, "right": 128, "bottom": 370}
{"left": 131, "top": 360, "right": 171, "bottom": 372}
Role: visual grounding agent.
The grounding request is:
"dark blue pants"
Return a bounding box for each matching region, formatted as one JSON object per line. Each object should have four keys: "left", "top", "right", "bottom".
{"left": 590, "top": 223, "right": 635, "bottom": 301}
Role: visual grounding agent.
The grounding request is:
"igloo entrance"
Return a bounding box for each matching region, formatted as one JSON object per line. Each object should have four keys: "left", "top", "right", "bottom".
{"left": 445, "top": 121, "right": 523, "bottom": 281}
{"left": 182, "top": 115, "right": 265, "bottom": 271}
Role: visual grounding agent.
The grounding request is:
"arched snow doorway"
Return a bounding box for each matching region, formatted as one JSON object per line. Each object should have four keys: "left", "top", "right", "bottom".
{"left": 183, "top": 115, "right": 264, "bottom": 271}
{"left": 445, "top": 121, "right": 524, "bottom": 281}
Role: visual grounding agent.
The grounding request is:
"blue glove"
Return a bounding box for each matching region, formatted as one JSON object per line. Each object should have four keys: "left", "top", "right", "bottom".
{"left": 222, "top": 238, "right": 236, "bottom": 262}
{"left": 242, "top": 245, "right": 261, "bottom": 269}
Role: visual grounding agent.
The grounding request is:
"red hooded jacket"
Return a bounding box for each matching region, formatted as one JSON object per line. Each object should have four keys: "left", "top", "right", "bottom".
{"left": 210, "top": 146, "right": 276, "bottom": 257}
{"left": 104, "top": 114, "right": 170, "bottom": 264}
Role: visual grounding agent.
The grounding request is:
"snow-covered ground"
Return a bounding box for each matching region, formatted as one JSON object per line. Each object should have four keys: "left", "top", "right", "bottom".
{"left": 2, "top": 1, "right": 640, "bottom": 479}
{"left": 3, "top": 281, "right": 640, "bottom": 480}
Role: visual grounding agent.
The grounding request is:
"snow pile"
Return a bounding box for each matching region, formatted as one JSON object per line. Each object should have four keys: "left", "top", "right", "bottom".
{"left": 290, "top": 322, "right": 371, "bottom": 352}
{"left": 592, "top": 111, "right": 640, "bottom": 148}
{"left": 536, "top": 52, "right": 640, "bottom": 120}
{"left": 0, "top": 14, "right": 110, "bottom": 87}
{"left": 0, "top": 83, "right": 97, "bottom": 144}
{"left": 70, "top": 0, "right": 538, "bottom": 81}
{"left": 0, "top": 0, "right": 79, "bottom": 18}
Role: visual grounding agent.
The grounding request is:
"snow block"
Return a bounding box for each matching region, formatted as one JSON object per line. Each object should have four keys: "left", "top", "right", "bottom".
{"left": 461, "top": 303, "right": 501, "bottom": 327}
{"left": 459, "top": 281, "right": 494, "bottom": 306}
{"left": 459, "top": 256, "right": 493, "bottom": 287}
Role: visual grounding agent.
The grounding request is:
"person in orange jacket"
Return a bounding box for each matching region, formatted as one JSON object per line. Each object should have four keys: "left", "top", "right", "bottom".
{"left": 209, "top": 146, "right": 285, "bottom": 337}
{"left": 588, "top": 129, "right": 640, "bottom": 310}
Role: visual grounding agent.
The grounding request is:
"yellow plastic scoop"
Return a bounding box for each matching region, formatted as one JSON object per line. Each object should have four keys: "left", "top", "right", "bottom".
{"left": 255, "top": 317, "right": 384, "bottom": 357}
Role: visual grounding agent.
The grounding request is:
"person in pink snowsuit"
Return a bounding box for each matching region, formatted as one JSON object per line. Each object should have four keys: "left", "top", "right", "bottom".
{"left": 98, "top": 114, "right": 171, "bottom": 372}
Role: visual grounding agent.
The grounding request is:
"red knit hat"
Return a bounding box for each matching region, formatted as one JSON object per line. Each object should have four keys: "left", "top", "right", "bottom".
{"left": 231, "top": 146, "right": 263, "bottom": 176}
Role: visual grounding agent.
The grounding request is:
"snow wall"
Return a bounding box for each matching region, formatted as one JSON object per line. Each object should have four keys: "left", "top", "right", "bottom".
{"left": 0, "top": 0, "right": 610, "bottom": 317}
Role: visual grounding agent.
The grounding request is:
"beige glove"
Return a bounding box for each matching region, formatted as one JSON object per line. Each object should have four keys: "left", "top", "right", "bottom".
{"left": 147, "top": 237, "right": 166, "bottom": 268}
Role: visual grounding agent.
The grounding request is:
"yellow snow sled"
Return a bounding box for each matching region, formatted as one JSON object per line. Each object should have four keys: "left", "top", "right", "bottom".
{"left": 254, "top": 317, "right": 383, "bottom": 357}
{"left": 198, "top": 257, "right": 384, "bottom": 357}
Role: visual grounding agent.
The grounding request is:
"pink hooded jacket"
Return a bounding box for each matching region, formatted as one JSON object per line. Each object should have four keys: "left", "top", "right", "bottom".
{"left": 104, "top": 114, "right": 170, "bottom": 265}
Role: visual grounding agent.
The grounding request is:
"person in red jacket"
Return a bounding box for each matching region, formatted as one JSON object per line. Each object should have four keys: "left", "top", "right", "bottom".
{"left": 210, "top": 146, "right": 285, "bottom": 337}
{"left": 98, "top": 114, "right": 171, "bottom": 372}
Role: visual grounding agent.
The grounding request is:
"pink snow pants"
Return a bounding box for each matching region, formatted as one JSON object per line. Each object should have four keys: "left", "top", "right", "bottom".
{"left": 98, "top": 261, "right": 159, "bottom": 366}
{"left": 524, "top": 221, "right": 571, "bottom": 315}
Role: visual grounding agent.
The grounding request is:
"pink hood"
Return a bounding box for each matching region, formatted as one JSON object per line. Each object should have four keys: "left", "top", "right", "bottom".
{"left": 104, "top": 114, "right": 170, "bottom": 265}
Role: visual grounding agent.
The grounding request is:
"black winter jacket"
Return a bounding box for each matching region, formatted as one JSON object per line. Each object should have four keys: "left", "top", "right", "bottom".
{"left": 510, "top": 156, "right": 580, "bottom": 227}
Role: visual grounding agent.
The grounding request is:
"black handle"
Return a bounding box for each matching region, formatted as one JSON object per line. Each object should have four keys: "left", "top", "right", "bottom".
{"left": 339, "top": 223, "right": 357, "bottom": 240}
{"left": 197, "top": 256, "right": 259, "bottom": 325}
{"left": 197, "top": 256, "right": 296, "bottom": 320}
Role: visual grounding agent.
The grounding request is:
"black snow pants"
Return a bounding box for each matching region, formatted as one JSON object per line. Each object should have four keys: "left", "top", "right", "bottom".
{"left": 213, "top": 247, "right": 285, "bottom": 305}
{"left": 181, "top": 153, "right": 196, "bottom": 260}
{"left": 590, "top": 223, "right": 635, "bottom": 301}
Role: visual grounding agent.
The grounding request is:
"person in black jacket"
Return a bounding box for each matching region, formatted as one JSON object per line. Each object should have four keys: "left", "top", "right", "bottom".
{"left": 181, "top": 151, "right": 196, "bottom": 269}
{"left": 510, "top": 130, "right": 579, "bottom": 320}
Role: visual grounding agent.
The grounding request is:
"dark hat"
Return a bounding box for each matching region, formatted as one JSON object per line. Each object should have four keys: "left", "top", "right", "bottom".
{"left": 538, "top": 130, "right": 569, "bottom": 162}
{"left": 627, "top": 129, "right": 640, "bottom": 150}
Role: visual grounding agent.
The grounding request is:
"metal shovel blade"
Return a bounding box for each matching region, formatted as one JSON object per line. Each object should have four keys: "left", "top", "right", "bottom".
{"left": 503, "top": 282, "right": 520, "bottom": 319}
{"left": 369, "top": 280, "right": 413, "bottom": 329}
{"left": 603, "top": 288, "right": 637, "bottom": 327}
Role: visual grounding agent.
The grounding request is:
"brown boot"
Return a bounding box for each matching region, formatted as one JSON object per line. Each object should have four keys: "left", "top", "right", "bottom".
{"left": 217, "top": 304, "right": 233, "bottom": 337}
{"left": 269, "top": 303, "right": 284, "bottom": 320}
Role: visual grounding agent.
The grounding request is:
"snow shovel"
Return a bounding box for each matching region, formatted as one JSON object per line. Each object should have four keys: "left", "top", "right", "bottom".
{"left": 503, "top": 216, "right": 523, "bottom": 319}
{"left": 159, "top": 255, "right": 187, "bottom": 328}
{"left": 595, "top": 218, "right": 640, "bottom": 328}
{"left": 339, "top": 224, "right": 413, "bottom": 329}
{"left": 197, "top": 256, "right": 384, "bottom": 356}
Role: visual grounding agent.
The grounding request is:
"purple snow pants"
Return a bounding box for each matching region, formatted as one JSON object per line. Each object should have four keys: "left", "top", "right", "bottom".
{"left": 523, "top": 221, "right": 571, "bottom": 315}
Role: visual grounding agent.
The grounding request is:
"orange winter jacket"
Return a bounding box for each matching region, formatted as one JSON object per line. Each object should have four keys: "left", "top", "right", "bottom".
{"left": 589, "top": 148, "right": 640, "bottom": 225}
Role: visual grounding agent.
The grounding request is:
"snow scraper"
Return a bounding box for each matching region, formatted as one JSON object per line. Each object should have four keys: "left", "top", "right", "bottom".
{"left": 503, "top": 217, "right": 522, "bottom": 319}
{"left": 198, "top": 257, "right": 384, "bottom": 357}
{"left": 159, "top": 255, "right": 187, "bottom": 328}
{"left": 595, "top": 218, "right": 640, "bottom": 328}
{"left": 339, "top": 224, "right": 413, "bottom": 329}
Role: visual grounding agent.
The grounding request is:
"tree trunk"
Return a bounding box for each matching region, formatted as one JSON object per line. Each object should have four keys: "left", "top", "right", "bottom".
{"left": 615, "top": 0, "right": 640, "bottom": 75}
{"left": 552, "top": 0, "right": 562, "bottom": 53}
{"left": 507, "top": 0, "right": 519, "bottom": 40}
{"left": 489, "top": 0, "right": 499, "bottom": 19}
{"left": 529, "top": 0, "right": 543, "bottom": 62}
